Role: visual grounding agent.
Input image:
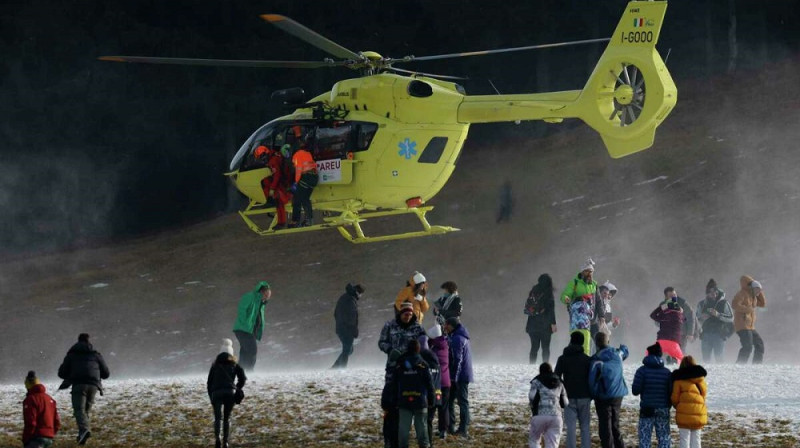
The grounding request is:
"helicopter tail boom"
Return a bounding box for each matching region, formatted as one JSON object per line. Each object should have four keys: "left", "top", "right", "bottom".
{"left": 457, "top": 1, "right": 676, "bottom": 158}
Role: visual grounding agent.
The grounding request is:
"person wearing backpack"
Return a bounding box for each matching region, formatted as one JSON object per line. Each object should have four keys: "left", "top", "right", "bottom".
{"left": 671, "top": 356, "right": 707, "bottom": 448}
{"left": 695, "top": 279, "right": 734, "bottom": 363}
{"left": 560, "top": 259, "right": 597, "bottom": 355}
{"left": 207, "top": 339, "right": 247, "bottom": 448}
{"left": 525, "top": 274, "right": 557, "bottom": 364}
{"left": 394, "top": 339, "right": 435, "bottom": 448}
{"left": 528, "top": 362, "right": 568, "bottom": 448}
{"left": 589, "top": 332, "right": 629, "bottom": 448}
{"left": 632, "top": 343, "right": 672, "bottom": 448}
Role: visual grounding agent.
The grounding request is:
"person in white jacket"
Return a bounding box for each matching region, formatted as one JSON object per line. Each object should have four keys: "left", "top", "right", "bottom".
{"left": 529, "top": 362, "right": 568, "bottom": 448}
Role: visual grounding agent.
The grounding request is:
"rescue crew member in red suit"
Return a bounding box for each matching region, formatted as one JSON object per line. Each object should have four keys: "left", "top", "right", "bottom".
{"left": 255, "top": 145, "right": 292, "bottom": 230}
{"left": 290, "top": 138, "right": 318, "bottom": 227}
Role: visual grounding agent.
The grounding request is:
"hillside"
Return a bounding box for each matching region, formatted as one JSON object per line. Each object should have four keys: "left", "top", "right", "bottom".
{"left": 1, "top": 57, "right": 800, "bottom": 382}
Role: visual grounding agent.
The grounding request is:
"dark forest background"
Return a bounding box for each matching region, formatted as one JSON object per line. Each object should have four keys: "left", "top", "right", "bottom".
{"left": 1, "top": 0, "right": 799, "bottom": 254}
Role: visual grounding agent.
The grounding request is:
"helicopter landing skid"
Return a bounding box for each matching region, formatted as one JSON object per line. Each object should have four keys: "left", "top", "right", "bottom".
{"left": 237, "top": 203, "right": 459, "bottom": 243}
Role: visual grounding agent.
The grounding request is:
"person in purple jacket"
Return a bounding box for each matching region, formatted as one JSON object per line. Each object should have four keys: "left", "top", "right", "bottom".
{"left": 427, "top": 323, "right": 450, "bottom": 441}
{"left": 444, "top": 317, "right": 473, "bottom": 438}
{"left": 650, "top": 287, "right": 686, "bottom": 364}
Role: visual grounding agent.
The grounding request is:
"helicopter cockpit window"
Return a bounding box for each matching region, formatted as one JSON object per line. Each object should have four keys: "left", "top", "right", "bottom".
{"left": 230, "top": 123, "right": 274, "bottom": 172}
{"left": 418, "top": 137, "right": 448, "bottom": 164}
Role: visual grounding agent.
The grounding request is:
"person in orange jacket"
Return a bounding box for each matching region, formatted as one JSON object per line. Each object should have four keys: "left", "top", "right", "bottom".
{"left": 23, "top": 371, "right": 60, "bottom": 448}
{"left": 290, "top": 137, "right": 319, "bottom": 227}
{"left": 732, "top": 275, "right": 766, "bottom": 364}
{"left": 395, "top": 271, "right": 431, "bottom": 324}
{"left": 671, "top": 356, "right": 707, "bottom": 448}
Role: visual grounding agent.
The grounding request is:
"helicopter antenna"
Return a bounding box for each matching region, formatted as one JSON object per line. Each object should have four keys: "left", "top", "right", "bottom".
{"left": 664, "top": 48, "right": 672, "bottom": 64}
{"left": 487, "top": 79, "right": 501, "bottom": 95}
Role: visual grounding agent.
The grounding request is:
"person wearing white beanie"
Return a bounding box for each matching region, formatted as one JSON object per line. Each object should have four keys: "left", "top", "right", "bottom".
{"left": 395, "top": 271, "right": 431, "bottom": 323}
{"left": 732, "top": 275, "right": 766, "bottom": 364}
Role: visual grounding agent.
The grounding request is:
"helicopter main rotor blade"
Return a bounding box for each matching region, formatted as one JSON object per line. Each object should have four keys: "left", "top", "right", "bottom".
{"left": 98, "top": 55, "right": 346, "bottom": 69}
{"left": 387, "top": 66, "right": 469, "bottom": 81}
{"left": 260, "top": 14, "right": 361, "bottom": 61}
{"left": 393, "top": 37, "right": 611, "bottom": 63}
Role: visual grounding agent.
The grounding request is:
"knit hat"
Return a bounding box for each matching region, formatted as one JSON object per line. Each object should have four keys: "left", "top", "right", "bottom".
{"left": 750, "top": 280, "right": 762, "bottom": 290}
{"left": 569, "top": 331, "right": 585, "bottom": 346}
{"left": 601, "top": 281, "right": 617, "bottom": 293}
{"left": 220, "top": 338, "right": 234, "bottom": 356}
{"left": 580, "top": 258, "right": 595, "bottom": 273}
{"left": 647, "top": 342, "right": 663, "bottom": 357}
{"left": 445, "top": 316, "right": 461, "bottom": 328}
{"left": 25, "top": 371, "right": 40, "bottom": 390}
{"left": 427, "top": 324, "right": 443, "bottom": 339}
{"left": 412, "top": 272, "right": 426, "bottom": 285}
{"left": 399, "top": 302, "right": 414, "bottom": 313}
{"left": 706, "top": 278, "right": 717, "bottom": 290}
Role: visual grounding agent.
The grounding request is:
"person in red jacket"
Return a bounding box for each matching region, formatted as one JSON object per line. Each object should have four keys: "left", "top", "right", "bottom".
{"left": 256, "top": 145, "right": 291, "bottom": 230}
{"left": 23, "top": 371, "right": 60, "bottom": 448}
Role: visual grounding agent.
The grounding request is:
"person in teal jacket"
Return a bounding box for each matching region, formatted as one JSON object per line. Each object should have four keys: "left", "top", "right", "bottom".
{"left": 560, "top": 259, "right": 598, "bottom": 355}
{"left": 232, "top": 281, "right": 271, "bottom": 371}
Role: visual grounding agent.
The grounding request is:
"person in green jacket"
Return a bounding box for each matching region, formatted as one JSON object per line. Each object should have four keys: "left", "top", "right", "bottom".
{"left": 232, "top": 281, "right": 271, "bottom": 371}
{"left": 559, "top": 259, "right": 598, "bottom": 355}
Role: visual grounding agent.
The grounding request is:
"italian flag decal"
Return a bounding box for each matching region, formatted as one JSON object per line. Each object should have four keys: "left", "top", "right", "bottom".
{"left": 633, "top": 18, "right": 645, "bottom": 27}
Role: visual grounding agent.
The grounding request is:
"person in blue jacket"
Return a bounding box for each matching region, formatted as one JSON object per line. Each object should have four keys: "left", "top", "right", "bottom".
{"left": 589, "top": 332, "right": 629, "bottom": 448}
{"left": 444, "top": 317, "right": 473, "bottom": 438}
{"left": 632, "top": 342, "right": 672, "bottom": 448}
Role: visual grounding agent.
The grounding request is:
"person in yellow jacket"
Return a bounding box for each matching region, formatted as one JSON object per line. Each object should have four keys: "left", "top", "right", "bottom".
{"left": 731, "top": 275, "right": 766, "bottom": 364}
{"left": 395, "top": 271, "right": 430, "bottom": 324}
{"left": 670, "top": 355, "right": 707, "bottom": 448}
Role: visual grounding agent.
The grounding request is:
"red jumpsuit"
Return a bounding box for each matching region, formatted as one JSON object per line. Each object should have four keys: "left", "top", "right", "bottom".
{"left": 261, "top": 151, "right": 291, "bottom": 226}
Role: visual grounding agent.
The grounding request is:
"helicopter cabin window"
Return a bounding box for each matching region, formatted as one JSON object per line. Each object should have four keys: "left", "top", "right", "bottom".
{"left": 312, "top": 121, "right": 378, "bottom": 160}
{"left": 417, "top": 137, "right": 448, "bottom": 164}
{"left": 231, "top": 123, "right": 275, "bottom": 172}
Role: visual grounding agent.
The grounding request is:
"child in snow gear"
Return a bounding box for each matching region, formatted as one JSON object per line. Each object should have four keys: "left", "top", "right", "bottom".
{"left": 695, "top": 279, "right": 734, "bottom": 362}
{"left": 433, "top": 281, "right": 462, "bottom": 325}
{"left": 632, "top": 343, "right": 672, "bottom": 448}
{"left": 23, "top": 371, "right": 60, "bottom": 448}
{"left": 525, "top": 274, "right": 557, "bottom": 364}
{"left": 333, "top": 283, "right": 364, "bottom": 369}
{"left": 427, "top": 324, "right": 451, "bottom": 442}
{"left": 650, "top": 287, "right": 686, "bottom": 364}
{"left": 671, "top": 356, "right": 707, "bottom": 448}
{"left": 528, "top": 362, "right": 568, "bottom": 448}
{"left": 590, "top": 332, "right": 629, "bottom": 448}
{"left": 732, "top": 276, "right": 766, "bottom": 364}
{"left": 207, "top": 339, "right": 247, "bottom": 448}
{"left": 232, "top": 281, "right": 271, "bottom": 371}
{"left": 560, "top": 259, "right": 597, "bottom": 355}
{"left": 555, "top": 331, "right": 593, "bottom": 448}
{"left": 394, "top": 340, "right": 435, "bottom": 448}
{"left": 57, "top": 333, "right": 110, "bottom": 446}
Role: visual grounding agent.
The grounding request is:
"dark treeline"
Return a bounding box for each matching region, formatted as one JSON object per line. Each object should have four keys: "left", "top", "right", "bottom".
{"left": 1, "top": 0, "right": 798, "bottom": 253}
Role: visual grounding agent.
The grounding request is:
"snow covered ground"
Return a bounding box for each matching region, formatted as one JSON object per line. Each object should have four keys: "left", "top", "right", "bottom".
{"left": 1, "top": 363, "right": 798, "bottom": 447}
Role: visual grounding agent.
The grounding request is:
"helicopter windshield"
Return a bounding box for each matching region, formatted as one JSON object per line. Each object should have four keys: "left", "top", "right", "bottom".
{"left": 229, "top": 122, "right": 275, "bottom": 172}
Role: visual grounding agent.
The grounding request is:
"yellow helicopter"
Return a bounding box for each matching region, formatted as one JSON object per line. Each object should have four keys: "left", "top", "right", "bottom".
{"left": 100, "top": 0, "right": 676, "bottom": 243}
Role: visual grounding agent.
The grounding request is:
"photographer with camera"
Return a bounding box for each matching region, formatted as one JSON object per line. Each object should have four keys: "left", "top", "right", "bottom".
{"left": 649, "top": 287, "right": 686, "bottom": 364}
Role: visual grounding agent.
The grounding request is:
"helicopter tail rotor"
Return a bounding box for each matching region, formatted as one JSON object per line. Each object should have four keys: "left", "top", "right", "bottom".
{"left": 576, "top": 0, "right": 677, "bottom": 158}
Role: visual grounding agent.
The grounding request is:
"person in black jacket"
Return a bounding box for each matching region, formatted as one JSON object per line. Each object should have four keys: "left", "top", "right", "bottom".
{"left": 554, "top": 331, "right": 592, "bottom": 448}
{"left": 525, "top": 274, "right": 557, "bottom": 364}
{"left": 207, "top": 339, "right": 247, "bottom": 448}
{"left": 394, "top": 340, "right": 435, "bottom": 448}
{"left": 433, "top": 281, "right": 463, "bottom": 325}
{"left": 332, "top": 283, "right": 364, "bottom": 369}
{"left": 57, "top": 333, "right": 110, "bottom": 445}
